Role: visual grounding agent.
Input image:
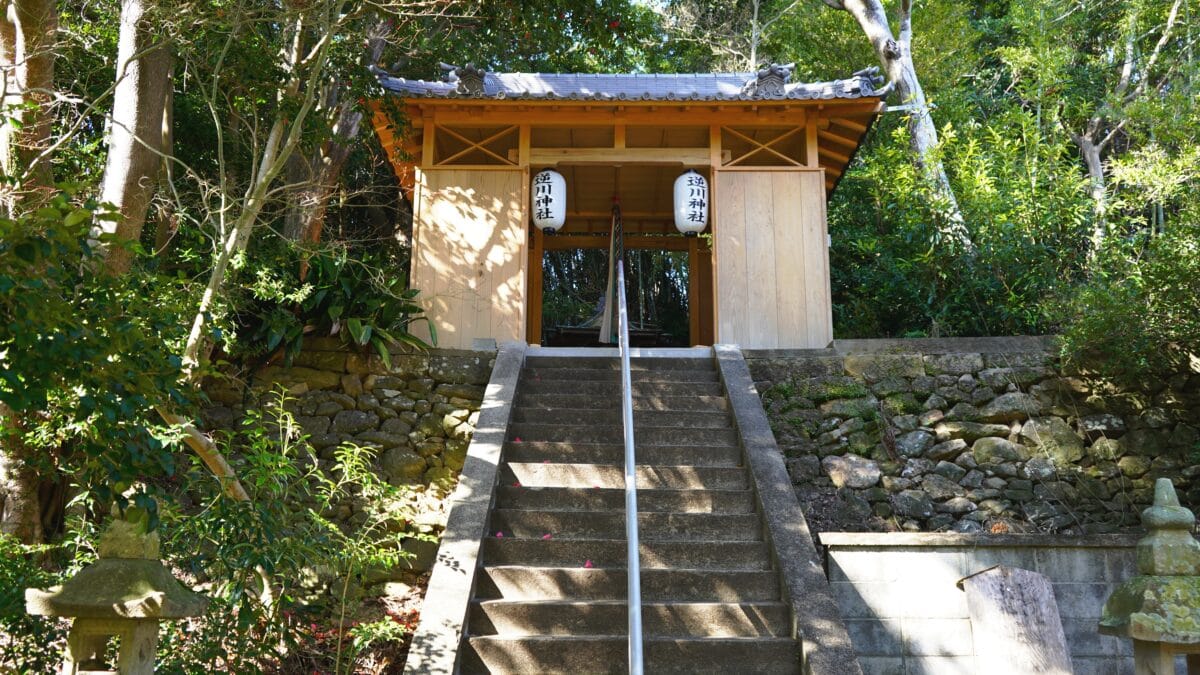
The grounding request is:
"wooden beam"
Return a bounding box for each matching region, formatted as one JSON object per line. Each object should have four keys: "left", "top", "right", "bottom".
{"left": 434, "top": 124, "right": 517, "bottom": 166}
{"left": 817, "top": 129, "right": 858, "bottom": 149}
{"left": 429, "top": 108, "right": 813, "bottom": 127}
{"left": 529, "top": 147, "right": 710, "bottom": 166}
{"left": 715, "top": 166, "right": 825, "bottom": 173}
{"left": 830, "top": 117, "right": 869, "bottom": 134}
{"left": 817, "top": 101, "right": 885, "bottom": 116}
{"left": 541, "top": 234, "right": 694, "bottom": 251}
{"left": 818, "top": 145, "right": 851, "bottom": 164}
{"left": 566, "top": 209, "right": 674, "bottom": 218}
{"left": 723, "top": 126, "right": 804, "bottom": 167}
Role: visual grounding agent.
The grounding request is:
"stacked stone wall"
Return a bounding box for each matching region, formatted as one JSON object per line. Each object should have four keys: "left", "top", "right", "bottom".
{"left": 202, "top": 338, "right": 495, "bottom": 567}
{"left": 746, "top": 337, "right": 1200, "bottom": 535}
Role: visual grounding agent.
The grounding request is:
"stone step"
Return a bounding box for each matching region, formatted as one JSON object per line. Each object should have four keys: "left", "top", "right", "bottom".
{"left": 517, "top": 380, "right": 725, "bottom": 398}
{"left": 461, "top": 635, "right": 800, "bottom": 674}
{"left": 469, "top": 600, "right": 790, "bottom": 638}
{"left": 522, "top": 368, "right": 719, "bottom": 383}
{"left": 475, "top": 566, "right": 782, "bottom": 601}
{"left": 494, "top": 487, "right": 756, "bottom": 514}
{"left": 509, "top": 423, "right": 737, "bottom": 446}
{"left": 524, "top": 356, "right": 714, "bottom": 371}
{"left": 490, "top": 509, "right": 762, "bottom": 541}
{"left": 481, "top": 538, "right": 770, "bottom": 570}
{"left": 511, "top": 408, "right": 731, "bottom": 429}
{"left": 516, "top": 393, "right": 729, "bottom": 412}
{"left": 503, "top": 442, "right": 742, "bottom": 467}
{"left": 501, "top": 463, "right": 748, "bottom": 490}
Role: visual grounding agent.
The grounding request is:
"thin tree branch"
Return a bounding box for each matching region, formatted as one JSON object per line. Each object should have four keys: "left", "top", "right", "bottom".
{"left": 1128, "top": 0, "right": 1185, "bottom": 101}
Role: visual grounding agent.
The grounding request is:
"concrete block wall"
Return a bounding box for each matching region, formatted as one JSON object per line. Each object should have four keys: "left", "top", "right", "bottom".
{"left": 821, "top": 532, "right": 1152, "bottom": 675}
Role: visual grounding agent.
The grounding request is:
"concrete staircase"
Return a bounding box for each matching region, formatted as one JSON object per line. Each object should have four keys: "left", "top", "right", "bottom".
{"left": 459, "top": 353, "right": 801, "bottom": 674}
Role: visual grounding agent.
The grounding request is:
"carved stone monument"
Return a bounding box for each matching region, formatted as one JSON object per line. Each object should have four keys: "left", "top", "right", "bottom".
{"left": 1100, "top": 478, "right": 1200, "bottom": 674}
{"left": 25, "top": 517, "right": 208, "bottom": 674}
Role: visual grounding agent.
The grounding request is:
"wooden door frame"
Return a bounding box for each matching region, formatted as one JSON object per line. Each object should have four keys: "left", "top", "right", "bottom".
{"left": 526, "top": 230, "right": 714, "bottom": 346}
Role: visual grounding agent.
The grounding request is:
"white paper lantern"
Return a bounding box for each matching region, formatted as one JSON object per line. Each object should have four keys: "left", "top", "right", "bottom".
{"left": 531, "top": 169, "right": 566, "bottom": 232}
{"left": 674, "top": 169, "right": 708, "bottom": 235}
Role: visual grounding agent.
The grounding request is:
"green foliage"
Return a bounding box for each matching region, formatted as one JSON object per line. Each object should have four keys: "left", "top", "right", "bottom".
{"left": 400, "top": 0, "right": 670, "bottom": 75}
{"left": 0, "top": 536, "right": 67, "bottom": 672}
{"left": 155, "top": 392, "right": 431, "bottom": 673}
{"left": 0, "top": 191, "right": 193, "bottom": 521}
{"left": 1058, "top": 222, "right": 1200, "bottom": 383}
{"left": 233, "top": 244, "right": 433, "bottom": 367}
{"left": 828, "top": 101, "right": 1093, "bottom": 338}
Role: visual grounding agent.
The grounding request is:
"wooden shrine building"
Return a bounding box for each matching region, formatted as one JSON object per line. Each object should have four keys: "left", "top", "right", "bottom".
{"left": 370, "top": 63, "right": 886, "bottom": 350}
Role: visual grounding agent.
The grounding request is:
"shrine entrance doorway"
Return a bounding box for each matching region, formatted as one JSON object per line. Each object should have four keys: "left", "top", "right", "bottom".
{"left": 526, "top": 161, "right": 715, "bottom": 348}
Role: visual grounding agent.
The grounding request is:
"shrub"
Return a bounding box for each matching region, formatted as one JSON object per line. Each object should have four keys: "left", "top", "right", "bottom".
{"left": 1057, "top": 222, "right": 1200, "bottom": 383}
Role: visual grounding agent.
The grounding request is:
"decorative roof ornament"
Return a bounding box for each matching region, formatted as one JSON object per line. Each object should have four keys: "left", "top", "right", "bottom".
{"left": 742, "top": 63, "right": 795, "bottom": 98}
{"left": 852, "top": 66, "right": 892, "bottom": 98}
{"left": 439, "top": 62, "right": 488, "bottom": 96}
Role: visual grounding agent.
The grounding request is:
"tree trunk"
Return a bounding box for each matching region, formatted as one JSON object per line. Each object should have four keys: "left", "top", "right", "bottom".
{"left": 98, "top": 0, "right": 173, "bottom": 275}
{"left": 0, "top": 0, "right": 56, "bottom": 543}
{"left": 281, "top": 19, "right": 390, "bottom": 248}
{"left": 823, "top": 0, "right": 975, "bottom": 254}
{"left": 152, "top": 81, "right": 178, "bottom": 255}
{"left": 300, "top": 102, "right": 362, "bottom": 245}
{"left": 1, "top": 0, "right": 58, "bottom": 213}
{"left": 1074, "top": 133, "right": 1107, "bottom": 259}
{"left": 0, "top": 403, "right": 43, "bottom": 544}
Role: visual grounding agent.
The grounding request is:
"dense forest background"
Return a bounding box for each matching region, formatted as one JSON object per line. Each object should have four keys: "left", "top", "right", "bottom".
{"left": 1, "top": 0, "right": 1197, "bottom": 670}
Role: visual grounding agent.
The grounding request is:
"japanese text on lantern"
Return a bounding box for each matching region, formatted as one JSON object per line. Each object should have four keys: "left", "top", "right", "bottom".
{"left": 686, "top": 174, "right": 707, "bottom": 223}
{"left": 534, "top": 171, "right": 555, "bottom": 221}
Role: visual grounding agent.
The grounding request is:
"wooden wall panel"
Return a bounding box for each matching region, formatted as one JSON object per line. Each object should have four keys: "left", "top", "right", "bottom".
{"left": 715, "top": 171, "right": 746, "bottom": 343}
{"left": 410, "top": 169, "right": 527, "bottom": 349}
{"left": 714, "top": 170, "right": 831, "bottom": 349}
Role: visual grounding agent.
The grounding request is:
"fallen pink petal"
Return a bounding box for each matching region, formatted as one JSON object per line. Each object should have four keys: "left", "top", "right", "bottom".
{"left": 583, "top": 559, "right": 593, "bottom": 568}
{"left": 542, "top": 533, "right": 552, "bottom": 540}
{"left": 495, "top": 531, "right": 504, "bottom": 538}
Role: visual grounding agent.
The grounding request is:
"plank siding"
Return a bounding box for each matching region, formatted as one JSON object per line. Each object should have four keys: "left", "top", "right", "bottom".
{"left": 410, "top": 169, "right": 527, "bottom": 349}
{"left": 715, "top": 170, "right": 831, "bottom": 348}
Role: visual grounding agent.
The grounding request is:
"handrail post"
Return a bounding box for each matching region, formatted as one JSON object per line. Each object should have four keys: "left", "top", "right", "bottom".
{"left": 617, "top": 260, "right": 644, "bottom": 675}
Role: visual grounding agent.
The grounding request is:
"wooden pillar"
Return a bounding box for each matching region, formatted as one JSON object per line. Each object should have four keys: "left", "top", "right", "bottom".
{"left": 699, "top": 238, "right": 714, "bottom": 346}
{"left": 707, "top": 126, "right": 721, "bottom": 345}
{"left": 527, "top": 227, "right": 544, "bottom": 345}
{"left": 421, "top": 116, "right": 436, "bottom": 168}
{"left": 688, "top": 235, "right": 700, "bottom": 346}
{"left": 805, "top": 113, "right": 819, "bottom": 168}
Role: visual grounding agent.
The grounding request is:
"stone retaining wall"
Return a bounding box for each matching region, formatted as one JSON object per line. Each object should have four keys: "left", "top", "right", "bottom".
{"left": 745, "top": 337, "right": 1200, "bottom": 536}
{"left": 822, "top": 532, "right": 1141, "bottom": 675}
{"left": 202, "top": 338, "right": 495, "bottom": 567}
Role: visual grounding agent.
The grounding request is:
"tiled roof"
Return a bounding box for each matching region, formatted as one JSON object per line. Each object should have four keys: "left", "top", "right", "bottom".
{"left": 375, "top": 63, "right": 889, "bottom": 102}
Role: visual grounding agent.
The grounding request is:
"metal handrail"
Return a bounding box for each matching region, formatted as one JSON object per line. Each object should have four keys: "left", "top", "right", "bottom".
{"left": 616, "top": 259, "right": 644, "bottom": 674}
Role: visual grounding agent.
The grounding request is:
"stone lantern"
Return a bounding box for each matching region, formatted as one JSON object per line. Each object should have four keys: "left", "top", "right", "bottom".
{"left": 26, "top": 517, "right": 208, "bottom": 675}
{"left": 1100, "top": 478, "right": 1200, "bottom": 673}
